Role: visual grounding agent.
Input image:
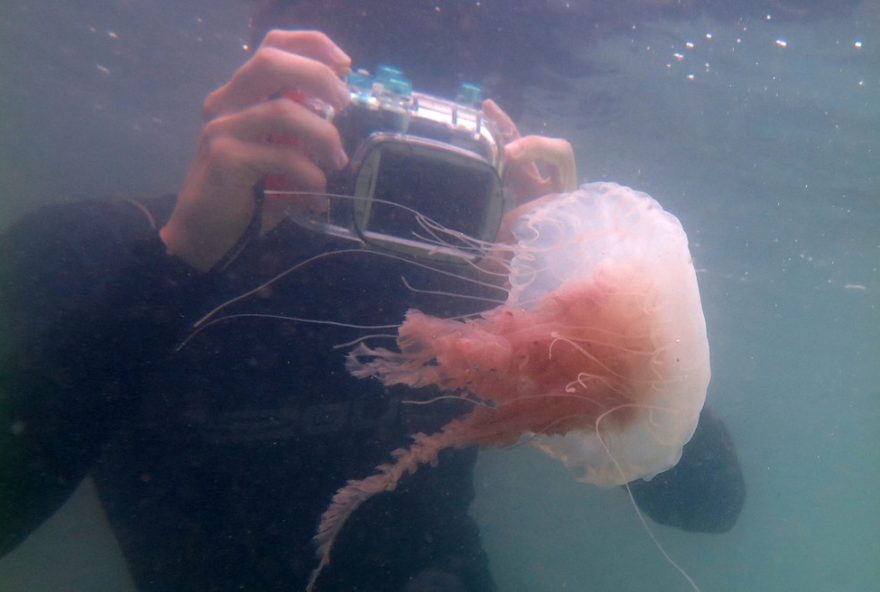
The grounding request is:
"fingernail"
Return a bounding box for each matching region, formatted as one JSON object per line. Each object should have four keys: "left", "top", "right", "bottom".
{"left": 330, "top": 44, "right": 351, "bottom": 66}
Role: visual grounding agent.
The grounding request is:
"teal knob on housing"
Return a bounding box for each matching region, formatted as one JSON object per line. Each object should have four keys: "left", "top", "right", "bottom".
{"left": 375, "top": 65, "right": 413, "bottom": 97}
{"left": 347, "top": 69, "right": 372, "bottom": 93}
{"left": 456, "top": 82, "right": 484, "bottom": 107}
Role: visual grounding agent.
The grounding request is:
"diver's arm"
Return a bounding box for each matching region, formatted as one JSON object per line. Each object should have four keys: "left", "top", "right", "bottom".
{"left": 629, "top": 407, "right": 746, "bottom": 533}
{"left": 322, "top": 446, "right": 495, "bottom": 592}
{"left": 0, "top": 199, "right": 214, "bottom": 557}
{"left": 400, "top": 449, "right": 496, "bottom": 592}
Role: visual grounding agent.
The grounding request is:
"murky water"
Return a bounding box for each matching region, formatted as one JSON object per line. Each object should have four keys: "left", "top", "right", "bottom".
{"left": 1, "top": 2, "right": 877, "bottom": 591}
{"left": 476, "top": 9, "right": 879, "bottom": 591}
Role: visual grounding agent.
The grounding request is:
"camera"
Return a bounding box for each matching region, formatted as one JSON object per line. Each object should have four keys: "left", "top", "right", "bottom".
{"left": 294, "top": 66, "right": 507, "bottom": 263}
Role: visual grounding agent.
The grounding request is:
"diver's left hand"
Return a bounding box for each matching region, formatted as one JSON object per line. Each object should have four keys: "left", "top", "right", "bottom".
{"left": 483, "top": 99, "right": 577, "bottom": 206}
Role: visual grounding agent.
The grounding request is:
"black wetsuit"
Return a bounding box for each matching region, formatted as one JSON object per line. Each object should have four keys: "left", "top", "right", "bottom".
{"left": 0, "top": 196, "right": 744, "bottom": 591}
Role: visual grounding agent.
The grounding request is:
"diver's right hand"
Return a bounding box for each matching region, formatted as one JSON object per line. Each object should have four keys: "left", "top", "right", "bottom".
{"left": 160, "top": 30, "right": 352, "bottom": 272}
{"left": 482, "top": 99, "right": 576, "bottom": 206}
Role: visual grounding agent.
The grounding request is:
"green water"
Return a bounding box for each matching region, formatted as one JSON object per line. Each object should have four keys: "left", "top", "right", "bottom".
{"left": 1, "top": 2, "right": 877, "bottom": 591}
{"left": 475, "top": 9, "right": 879, "bottom": 591}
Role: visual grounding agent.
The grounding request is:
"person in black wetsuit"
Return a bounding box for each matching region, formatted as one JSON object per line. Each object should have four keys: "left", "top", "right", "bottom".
{"left": 0, "top": 7, "right": 744, "bottom": 592}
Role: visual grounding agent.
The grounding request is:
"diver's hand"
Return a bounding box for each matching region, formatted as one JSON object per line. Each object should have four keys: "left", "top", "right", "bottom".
{"left": 161, "top": 30, "right": 351, "bottom": 271}
{"left": 482, "top": 99, "right": 577, "bottom": 246}
{"left": 483, "top": 99, "right": 576, "bottom": 206}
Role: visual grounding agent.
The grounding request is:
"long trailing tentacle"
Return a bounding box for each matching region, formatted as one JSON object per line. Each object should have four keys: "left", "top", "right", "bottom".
{"left": 306, "top": 422, "right": 473, "bottom": 592}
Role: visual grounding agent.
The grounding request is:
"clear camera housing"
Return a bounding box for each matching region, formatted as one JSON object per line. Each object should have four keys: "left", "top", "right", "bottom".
{"left": 301, "top": 66, "right": 507, "bottom": 263}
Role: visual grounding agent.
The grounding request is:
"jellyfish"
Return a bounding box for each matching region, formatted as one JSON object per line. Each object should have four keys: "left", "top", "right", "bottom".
{"left": 306, "top": 181, "right": 711, "bottom": 591}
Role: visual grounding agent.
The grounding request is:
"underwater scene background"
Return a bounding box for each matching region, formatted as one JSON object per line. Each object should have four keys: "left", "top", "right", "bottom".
{"left": 1, "top": 1, "right": 877, "bottom": 590}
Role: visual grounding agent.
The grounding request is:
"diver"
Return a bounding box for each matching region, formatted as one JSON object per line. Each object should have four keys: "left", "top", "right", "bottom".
{"left": 0, "top": 4, "right": 744, "bottom": 591}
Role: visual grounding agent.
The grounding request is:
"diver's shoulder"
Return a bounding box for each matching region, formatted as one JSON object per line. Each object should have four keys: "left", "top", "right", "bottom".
{"left": 0, "top": 195, "right": 178, "bottom": 308}
{"left": 3, "top": 195, "right": 175, "bottom": 252}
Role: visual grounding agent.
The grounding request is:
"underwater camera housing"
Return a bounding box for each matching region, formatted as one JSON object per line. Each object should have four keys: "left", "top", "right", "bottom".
{"left": 298, "top": 66, "right": 506, "bottom": 262}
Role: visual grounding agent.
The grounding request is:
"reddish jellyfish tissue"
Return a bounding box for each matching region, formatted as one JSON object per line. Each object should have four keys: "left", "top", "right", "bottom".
{"left": 307, "top": 182, "right": 711, "bottom": 591}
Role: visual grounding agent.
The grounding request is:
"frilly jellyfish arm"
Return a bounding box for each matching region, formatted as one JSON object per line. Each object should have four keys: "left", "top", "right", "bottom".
{"left": 307, "top": 420, "right": 477, "bottom": 592}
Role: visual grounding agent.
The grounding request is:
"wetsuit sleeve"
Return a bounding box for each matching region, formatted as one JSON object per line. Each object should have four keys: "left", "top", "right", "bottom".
{"left": 0, "top": 198, "right": 213, "bottom": 557}
{"left": 398, "top": 448, "right": 495, "bottom": 592}
{"left": 629, "top": 407, "right": 746, "bottom": 533}
{"left": 325, "top": 447, "right": 495, "bottom": 592}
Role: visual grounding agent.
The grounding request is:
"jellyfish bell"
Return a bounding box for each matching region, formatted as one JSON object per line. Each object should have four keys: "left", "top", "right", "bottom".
{"left": 350, "top": 182, "right": 709, "bottom": 484}
{"left": 307, "top": 182, "right": 710, "bottom": 590}
{"left": 502, "top": 181, "right": 710, "bottom": 485}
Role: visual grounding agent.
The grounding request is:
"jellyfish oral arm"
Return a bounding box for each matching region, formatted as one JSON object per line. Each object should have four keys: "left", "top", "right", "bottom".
{"left": 306, "top": 420, "right": 477, "bottom": 592}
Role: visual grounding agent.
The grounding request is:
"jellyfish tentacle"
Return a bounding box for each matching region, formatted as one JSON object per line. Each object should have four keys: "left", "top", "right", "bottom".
{"left": 307, "top": 421, "right": 476, "bottom": 592}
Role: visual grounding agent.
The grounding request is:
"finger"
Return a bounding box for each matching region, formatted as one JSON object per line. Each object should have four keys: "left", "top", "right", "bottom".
{"left": 505, "top": 161, "right": 555, "bottom": 206}
{"left": 260, "top": 29, "right": 351, "bottom": 77}
{"left": 204, "top": 98, "right": 348, "bottom": 170}
{"left": 204, "top": 47, "right": 350, "bottom": 119}
{"left": 198, "top": 135, "right": 327, "bottom": 199}
{"left": 506, "top": 136, "right": 577, "bottom": 193}
{"left": 483, "top": 99, "right": 555, "bottom": 204}
{"left": 483, "top": 98, "right": 520, "bottom": 142}
{"left": 503, "top": 137, "right": 550, "bottom": 204}
{"left": 241, "top": 140, "right": 327, "bottom": 193}
{"left": 214, "top": 137, "right": 327, "bottom": 234}
{"left": 166, "top": 138, "right": 327, "bottom": 269}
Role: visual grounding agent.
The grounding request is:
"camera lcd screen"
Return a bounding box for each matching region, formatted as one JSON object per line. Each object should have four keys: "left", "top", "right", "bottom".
{"left": 361, "top": 147, "right": 500, "bottom": 245}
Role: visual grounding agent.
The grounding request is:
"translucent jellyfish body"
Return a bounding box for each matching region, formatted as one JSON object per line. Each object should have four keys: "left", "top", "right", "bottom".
{"left": 308, "top": 182, "right": 710, "bottom": 590}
